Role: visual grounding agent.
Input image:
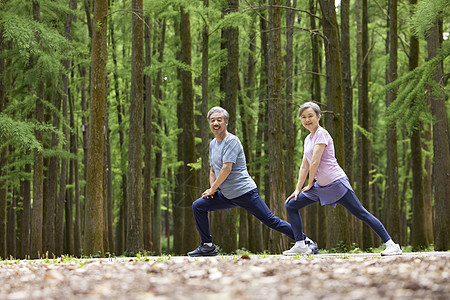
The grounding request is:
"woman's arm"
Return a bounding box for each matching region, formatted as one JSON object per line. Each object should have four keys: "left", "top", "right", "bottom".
{"left": 286, "top": 155, "right": 310, "bottom": 202}
{"left": 302, "top": 143, "right": 325, "bottom": 192}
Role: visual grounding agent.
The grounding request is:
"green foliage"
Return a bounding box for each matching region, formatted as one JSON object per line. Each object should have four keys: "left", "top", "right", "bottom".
{"left": 411, "top": 0, "right": 450, "bottom": 38}
{"left": 0, "top": 114, "right": 43, "bottom": 152}
{"left": 385, "top": 41, "right": 450, "bottom": 131}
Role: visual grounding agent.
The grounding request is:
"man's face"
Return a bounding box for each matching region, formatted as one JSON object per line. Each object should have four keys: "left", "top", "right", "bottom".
{"left": 209, "top": 112, "right": 228, "bottom": 137}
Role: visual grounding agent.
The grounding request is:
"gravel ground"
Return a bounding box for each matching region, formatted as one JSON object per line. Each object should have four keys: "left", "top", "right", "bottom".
{"left": 0, "top": 252, "right": 448, "bottom": 300}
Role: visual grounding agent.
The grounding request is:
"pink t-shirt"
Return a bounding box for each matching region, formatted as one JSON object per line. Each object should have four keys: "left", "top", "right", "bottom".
{"left": 304, "top": 126, "right": 346, "bottom": 186}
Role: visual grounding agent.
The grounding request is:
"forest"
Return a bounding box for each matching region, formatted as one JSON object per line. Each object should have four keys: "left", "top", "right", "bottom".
{"left": 0, "top": 0, "right": 449, "bottom": 259}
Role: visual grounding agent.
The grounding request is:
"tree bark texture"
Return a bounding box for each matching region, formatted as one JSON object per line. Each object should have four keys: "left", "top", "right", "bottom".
{"left": 285, "top": 0, "right": 296, "bottom": 198}
{"left": 30, "top": 0, "right": 45, "bottom": 259}
{"left": 268, "top": 0, "right": 287, "bottom": 253}
{"left": 0, "top": 27, "right": 7, "bottom": 259}
{"left": 180, "top": 7, "right": 199, "bottom": 252}
{"left": 143, "top": 15, "right": 153, "bottom": 253}
{"left": 84, "top": 0, "right": 108, "bottom": 256}
{"left": 318, "top": 0, "right": 350, "bottom": 250}
{"left": 359, "top": 0, "right": 374, "bottom": 248}
{"left": 126, "top": 0, "right": 144, "bottom": 254}
{"left": 385, "top": 0, "right": 401, "bottom": 243}
{"left": 408, "top": 0, "right": 428, "bottom": 250}
{"left": 427, "top": 21, "right": 450, "bottom": 251}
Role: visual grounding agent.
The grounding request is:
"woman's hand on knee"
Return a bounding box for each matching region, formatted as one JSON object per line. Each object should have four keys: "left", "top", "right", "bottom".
{"left": 285, "top": 190, "right": 300, "bottom": 204}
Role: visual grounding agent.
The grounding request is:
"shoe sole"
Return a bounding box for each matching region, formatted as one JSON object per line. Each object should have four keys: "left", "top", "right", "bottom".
{"left": 380, "top": 251, "right": 402, "bottom": 256}
{"left": 187, "top": 252, "right": 219, "bottom": 257}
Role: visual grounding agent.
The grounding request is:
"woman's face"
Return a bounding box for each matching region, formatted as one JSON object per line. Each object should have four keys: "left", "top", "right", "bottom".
{"left": 300, "top": 107, "right": 320, "bottom": 132}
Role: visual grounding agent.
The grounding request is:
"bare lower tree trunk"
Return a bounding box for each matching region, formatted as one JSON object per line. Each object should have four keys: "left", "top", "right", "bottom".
{"left": 0, "top": 28, "right": 7, "bottom": 259}
{"left": 143, "top": 15, "right": 153, "bottom": 253}
{"left": 409, "top": 0, "right": 428, "bottom": 250}
{"left": 152, "top": 19, "right": 166, "bottom": 255}
{"left": 30, "top": 0, "right": 45, "bottom": 259}
{"left": 126, "top": 0, "right": 144, "bottom": 254}
{"left": 384, "top": 0, "right": 401, "bottom": 243}
{"left": 267, "top": 0, "right": 287, "bottom": 253}
{"left": 84, "top": 0, "right": 108, "bottom": 256}
{"left": 427, "top": 20, "right": 450, "bottom": 251}
{"left": 285, "top": 0, "right": 296, "bottom": 197}
{"left": 359, "top": 0, "right": 374, "bottom": 248}
{"left": 180, "top": 7, "right": 198, "bottom": 253}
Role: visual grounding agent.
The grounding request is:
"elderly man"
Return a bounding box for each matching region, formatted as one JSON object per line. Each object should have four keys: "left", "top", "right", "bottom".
{"left": 188, "top": 106, "right": 318, "bottom": 257}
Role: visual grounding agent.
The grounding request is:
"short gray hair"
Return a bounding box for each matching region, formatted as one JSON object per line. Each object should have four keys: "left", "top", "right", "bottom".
{"left": 298, "top": 102, "right": 321, "bottom": 119}
{"left": 207, "top": 106, "right": 229, "bottom": 121}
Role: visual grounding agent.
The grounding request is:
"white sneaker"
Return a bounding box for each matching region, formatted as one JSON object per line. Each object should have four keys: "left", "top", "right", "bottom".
{"left": 283, "top": 244, "right": 312, "bottom": 256}
{"left": 381, "top": 243, "right": 402, "bottom": 256}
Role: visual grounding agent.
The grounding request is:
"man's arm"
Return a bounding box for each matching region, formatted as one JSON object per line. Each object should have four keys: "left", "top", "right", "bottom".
{"left": 202, "top": 162, "right": 233, "bottom": 198}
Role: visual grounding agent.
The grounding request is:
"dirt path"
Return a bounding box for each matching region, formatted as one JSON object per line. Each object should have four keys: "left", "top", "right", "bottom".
{"left": 1, "top": 252, "right": 448, "bottom": 299}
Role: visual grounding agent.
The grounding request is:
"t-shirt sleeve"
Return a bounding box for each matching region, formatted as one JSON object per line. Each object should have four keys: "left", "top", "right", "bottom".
{"left": 314, "top": 129, "right": 329, "bottom": 146}
{"left": 222, "top": 138, "right": 240, "bottom": 164}
{"left": 209, "top": 142, "right": 213, "bottom": 166}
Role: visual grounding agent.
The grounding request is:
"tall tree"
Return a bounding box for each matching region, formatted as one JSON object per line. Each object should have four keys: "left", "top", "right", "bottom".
{"left": 143, "top": 15, "right": 153, "bottom": 253}
{"left": 126, "top": 0, "right": 144, "bottom": 254}
{"left": 284, "top": 0, "right": 296, "bottom": 198}
{"left": 427, "top": 20, "right": 450, "bottom": 251}
{"left": 30, "top": 0, "right": 45, "bottom": 259}
{"left": 385, "top": 0, "right": 401, "bottom": 244}
{"left": 0, "top": 27, "right": 7, "bottom": 259}
{"left": 340, "top": 0, "right": 353, "bottom": 183}
{"left": 359, "top": 0, "right": 374, "bottom": 248}
{"left": 409, "top": 0, "right": 428, "bottom": 250}
{"left": 317, "top": 0, "right": 351, "bottom": 250}
{"left": 180, "top": 6, "right": 198, "bottom": 252}
{"left": 84, "top": 0, "right": 108, "bottom": 256}
{"left": 267, "top": 0, "right": 287, "bottom": 253}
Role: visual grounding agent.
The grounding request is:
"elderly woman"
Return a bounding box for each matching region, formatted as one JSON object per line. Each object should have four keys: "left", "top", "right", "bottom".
{"left": 283, "top": 101, "right": 402, "bottom": 256}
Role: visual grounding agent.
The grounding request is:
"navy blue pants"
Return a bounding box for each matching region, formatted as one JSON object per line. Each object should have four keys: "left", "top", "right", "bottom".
{"left": 192, "top": 188, "right": 306, "bottom": 243}
{"left": 285, "top": 189, "right": 391, "bottom": 242}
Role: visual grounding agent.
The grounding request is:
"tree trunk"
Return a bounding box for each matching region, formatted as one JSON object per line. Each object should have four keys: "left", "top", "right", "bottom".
{"left": 267, "top": 0, "right": 287, "bottom": 253}
{"left": 84, "top": 0, "right": 108, "bottom": 256}
{"left": 409, "top": 0, "right": 428, "bottom": 250}
{"left": 7, "top": 191, "right": 16, "bottom": 257}
{"left": 45, "top": 94, "right": 60, "bottom": 257}
{"left": 427, "top": 20, "right": 450, "bottom": 251}
{"left": 109, "top": 6, "right": 126, "bottom": 255}
{"left": 0, "top": 27, "right": 7, "bottom": 259}
{"left": 340, "top": 0, "right": 353, "bottom": 183}
{"left": 385, "top": 0, "right": 401, "bottom": 244}
{"left": 30, "top": 0, "right": 45, "bottom": 259}
{"left": 152, "top": 18, "right": 166, "bottom": 255}
{"left": 180, "top": 7, "right": 198, "bottom": 253}
{"left": 359, "top": 0, "right": 374, "bottom": 248}
{"left": 317, "top": 0, "right": 350, "bottom": 250}
{"left": 126, "top": 0, "right": 144, "bottom": 254}
{"left": 173, "top": 16, "right": 184, "bottom": 255}
{"left": 285, "top": 0, "right": 296, "bottom": 198}
{"left": 143, "top": 15, "right": 153, "bottom": 253}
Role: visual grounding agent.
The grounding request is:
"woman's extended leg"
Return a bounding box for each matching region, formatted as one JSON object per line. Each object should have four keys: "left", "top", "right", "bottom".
{"left": 285, "top": 194, "right": 317, "bottom": 241}
{"left": 337, "top": 190, "right": 390, "bottom": 243}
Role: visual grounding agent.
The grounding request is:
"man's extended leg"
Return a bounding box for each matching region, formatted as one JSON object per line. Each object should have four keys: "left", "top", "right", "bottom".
{"left": 191, "top": 191, "right": 237, "bottom": 243}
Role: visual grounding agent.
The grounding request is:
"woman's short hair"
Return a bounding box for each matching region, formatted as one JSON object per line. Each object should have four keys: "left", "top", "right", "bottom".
{"left": 298, "top": 102, "right": 321, "bottom": 119}
{"left": 207, "top": 106, "right": 229, "bottom": 121}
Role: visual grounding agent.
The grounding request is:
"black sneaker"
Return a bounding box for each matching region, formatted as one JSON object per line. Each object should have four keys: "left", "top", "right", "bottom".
{"left": 187, "top": 243, "right": 219, "bottom": 257}
{"left": 305, "top": 237, "right": 319, "bottom": 254}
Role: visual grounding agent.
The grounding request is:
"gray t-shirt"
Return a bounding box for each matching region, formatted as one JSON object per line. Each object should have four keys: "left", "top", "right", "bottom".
{"left": 209, "top": 133, "right": 257, "bottom": 199}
